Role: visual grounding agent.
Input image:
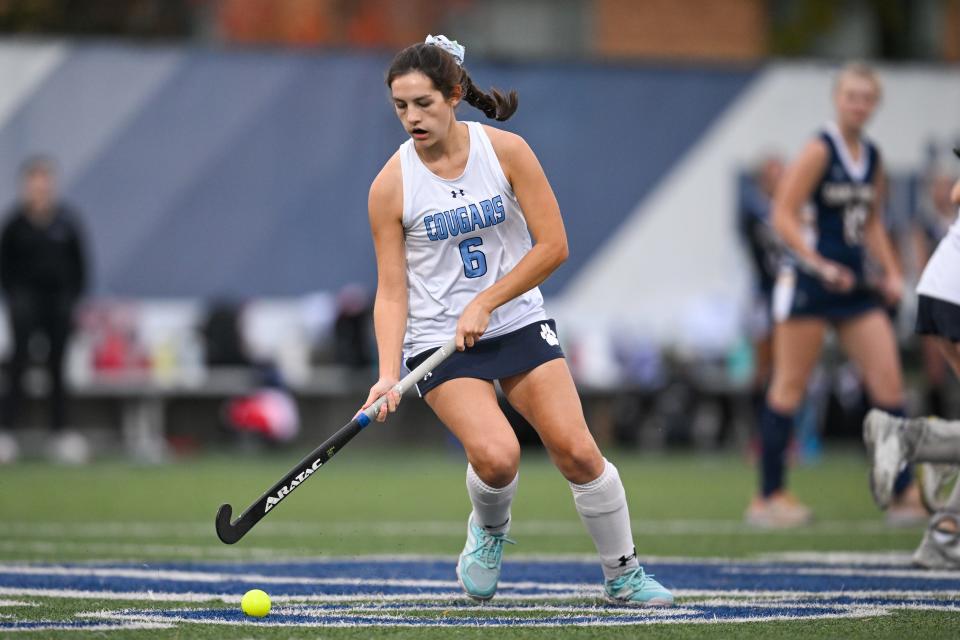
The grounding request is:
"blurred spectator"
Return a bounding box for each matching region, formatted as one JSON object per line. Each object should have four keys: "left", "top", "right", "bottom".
{"left": 86, "top": 301, "right": 151, "bottom": 376}
{"left": 0, "top": 156, "right": 90, "bottom": 464}
{"left": 911, "top": 169, "right": 959, "bottom": 416}
{"left": 201, "top": 298, "right": 252, "bottom": 367}
{"left": 224, "top": 367, "right": 300, "bottom": 444}
{"left": 737, "top": 155, "right": 787, "bottom": 439}
{"left": 200, "top": 298, "right": 300, "bottom": 444}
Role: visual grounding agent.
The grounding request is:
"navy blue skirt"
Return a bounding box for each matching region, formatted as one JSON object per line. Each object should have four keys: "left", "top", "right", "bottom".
{"left": 916, "top": 294, "right": 960, "bottom": 343}
{"left": 405, "top": 319, "right": 565, "bottom": 396}
{"left": 775, "top": 270, "right": 880, "bottom": 321}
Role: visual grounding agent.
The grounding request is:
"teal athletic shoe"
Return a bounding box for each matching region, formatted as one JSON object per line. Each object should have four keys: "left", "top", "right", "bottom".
{"left": 604, "top": 566, "right": 674, "bottom": 607}
{"left": 456, "top": 517, "right": 516, "bottom": 601}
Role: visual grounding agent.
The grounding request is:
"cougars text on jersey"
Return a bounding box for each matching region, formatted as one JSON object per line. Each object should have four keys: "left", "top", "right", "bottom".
{"left": 423, "top": 195, "right": 506, "bottom": 241}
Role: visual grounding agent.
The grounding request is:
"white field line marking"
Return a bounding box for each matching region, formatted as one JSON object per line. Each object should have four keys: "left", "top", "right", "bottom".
{"left": 4, "top": 586, "right": 960, "bottom": 603}
{"left": 278, "top": 603, "right": 693, "bottom": 615}
{"left": 756, "top": 551, "right": 916, "bottom": 564}
{"left": 0, "top": 546, "right": 927, "bottom": 567}
{"left": 0, "top": 547, "right": 913, "bottom": 565}
{"left": 668, "top": 598, "right": 960, "bottom": 609}
{"left": 0, "top": 565, "right": 590, "bottom": 592}
{"left": 0, "top": 565, "right": 457, "bottom": 588}
{"left": 672, "top": 589, "right": 960, "bottom": 598}
{"left": 277, "top": 596, "right": 960, "bottom": 612}
{"left": 0, "top": 519, "right": 910, "bottom": 539}
{"left": 501, "top": 553, "right": 919, "bottom": 565}
{"left": 0, "top": 539, "right": 921, "bottom": 565}
{"left": 74, "top": 606, "right": 905, "bottom": 627}
{"left": 78, "top": 612, "right": 695, "bottom": 629}
{"left": 255, "top": 605, "right": 698, "bottom": 621}
{"left": 0, "top": 600, "right": 35, "bottom": 607}
{"left": 7, "top": 560, "right": 957, "bottom": 592}
{"left": 0, "top": 621, "right": 174, "bottom": 632}
{"left": 0, "top": 545, "right": 675, "bottom": 565}
{"left": 0, "top": 540, "right": 305, "bottom": 560}
{"left": 682, "top": 589, "right": 960, "bottom": 606}
{"left": 725, "top": 566, "right": 960, "bottom": 580}
{"left": 0, "top": 587, "right": 232, "bottom": 603}
{"left": 0, "top": 587, "right": 598, "bottom": 603}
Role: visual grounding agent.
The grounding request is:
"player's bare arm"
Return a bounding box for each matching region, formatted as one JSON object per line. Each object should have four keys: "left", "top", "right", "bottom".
{"left": 453, "top": 127, "right": 569, "bottom": 349}
{"left": 773, "top": 138, "right": 854, "bottom": 291}
{"left": 364, "top": 152, "right": 407, "bottom": 420}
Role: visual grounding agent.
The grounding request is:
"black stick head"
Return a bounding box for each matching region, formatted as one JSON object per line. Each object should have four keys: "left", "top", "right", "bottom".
{"left": 215, "top": 503, "right": 241, "bottom": 544}
{"left": 954, "top": 147, "right": 960, "bottom": 159}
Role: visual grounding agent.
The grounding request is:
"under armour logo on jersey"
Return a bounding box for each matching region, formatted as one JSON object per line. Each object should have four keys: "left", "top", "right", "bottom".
{"left": 451, "top": 188, "right": 465, "bottom": 198}
{"left": 540, "top": 323, "right": 559, "bottom": 346}
{"left": 423, "top": 372, "right": 433, "bottom": 381}
{"left": 618, "top": 547, "right": 637, "bottom": 567}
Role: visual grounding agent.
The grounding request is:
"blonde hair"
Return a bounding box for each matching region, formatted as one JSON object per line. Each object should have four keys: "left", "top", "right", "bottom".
{"left": 833, "top": 61, "right": 882, "bottom": 99}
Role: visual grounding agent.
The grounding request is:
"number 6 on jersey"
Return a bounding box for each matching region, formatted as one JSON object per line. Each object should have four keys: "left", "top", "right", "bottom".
{"left": 458, "top": 237, "right": 487, "bottom": 278}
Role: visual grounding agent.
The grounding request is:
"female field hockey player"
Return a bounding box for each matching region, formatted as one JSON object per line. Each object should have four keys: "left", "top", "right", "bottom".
{"left": 359, "top": 35, "right": 673, "bottom": 606}
{"left": 748, "top": 62, "right": 920, "bottom": 527}
{"left": 865, "top": 160, "right": 960, "bottom": 568}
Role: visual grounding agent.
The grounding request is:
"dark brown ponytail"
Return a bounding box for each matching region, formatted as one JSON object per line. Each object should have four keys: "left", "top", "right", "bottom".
{"left": 386, "top": 43, "right": 519, "bottom": 121}
{"left": 461, "top": 71, "right": 518, "bottom": 122}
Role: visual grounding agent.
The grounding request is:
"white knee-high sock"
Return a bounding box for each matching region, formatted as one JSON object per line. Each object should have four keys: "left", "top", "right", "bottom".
{"left": 944, "top": 472, "right": 960, "bottom": 514}
{"left": 570, "top": 459, "right": 638, "bottom": 581}
{"left": 466, "top": 464, "right": 517, "bottom": 535}
{"left": 902, "top": 418, "right": 960, "bottom": 514}
{"left": 904, "top": 417, "right": 960, "bottom": 463}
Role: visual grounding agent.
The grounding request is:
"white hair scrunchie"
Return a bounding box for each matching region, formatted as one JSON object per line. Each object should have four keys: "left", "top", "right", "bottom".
{"left": 424, "top": 34, "right": 465, "bottom": 66}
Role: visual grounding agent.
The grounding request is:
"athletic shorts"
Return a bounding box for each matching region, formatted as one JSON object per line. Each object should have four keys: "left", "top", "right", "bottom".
{"left": 404, "top": 318, "right": 565, "bottom": 397}
{"left": 915, "top": 294, "right": 960, "bottom": 343}
{"left": 773, "top": 269, "right": 879, "bottom": 322}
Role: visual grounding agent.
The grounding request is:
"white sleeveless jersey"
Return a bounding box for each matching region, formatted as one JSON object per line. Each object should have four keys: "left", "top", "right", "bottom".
{"left": 399, "top": 121, "right": 546, "bottom": 356}
{"left": 917, "top": 211, "right": 960, "bottom": 306}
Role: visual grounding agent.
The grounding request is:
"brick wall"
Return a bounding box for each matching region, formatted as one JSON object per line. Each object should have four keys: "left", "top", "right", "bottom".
{"left": 593, "top": 0, "right": 768, "bottom": 61}
{"left": 946, "top": 0, "right": 960, "bottom": 61}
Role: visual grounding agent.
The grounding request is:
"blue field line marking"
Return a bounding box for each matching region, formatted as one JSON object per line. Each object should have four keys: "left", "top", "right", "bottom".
{"left": 2, "top": 559, "right": 960, "bottom": 595}
{"left": 0, "top": 619, "right": 170, "bottom": 631}
{"left": 2, "top": 558, "right": 960, "bottom": 630}
{"left": 76, "top": 598, "right": 959, "bottom": 627}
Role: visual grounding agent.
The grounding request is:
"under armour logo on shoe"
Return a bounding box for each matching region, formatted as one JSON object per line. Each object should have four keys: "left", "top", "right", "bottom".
{"left": 540, "top": 323, "right": 559, "bottom": 346}
{"left": 618, "top": 547, "right": 637, "bottom": 567}
{"left": 451, "top": 189, "right": 465, "bottom": 198}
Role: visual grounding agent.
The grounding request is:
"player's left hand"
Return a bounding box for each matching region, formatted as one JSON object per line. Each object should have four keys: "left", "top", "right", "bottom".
{"left": 456, "top": 297, "right": 491, "bottom": 350}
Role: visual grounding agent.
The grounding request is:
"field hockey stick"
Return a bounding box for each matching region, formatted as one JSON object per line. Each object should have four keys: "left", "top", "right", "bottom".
{"left": 758, "top": 217, "right": 888, "bottom": 299}
{"left": 215, "top": 337, "right": 458, "bottom": 544}
{"left": 787, "top": 247, "right": 891, "bottom": 303}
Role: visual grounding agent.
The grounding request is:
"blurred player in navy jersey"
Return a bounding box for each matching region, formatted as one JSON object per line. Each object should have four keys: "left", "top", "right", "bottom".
{"left": 747, "top": 62, "right": 922, "bottom": 527}
{"left": 865, "top": 156, "right": 960, "bottom": 568}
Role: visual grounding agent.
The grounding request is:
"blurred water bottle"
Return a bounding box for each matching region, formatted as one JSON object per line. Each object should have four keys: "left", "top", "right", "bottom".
{"left": 726, "top": 336, "right": 754, "bottom": 388}
{"left": 152, "top": 338, "right": 177, "bottom": 385}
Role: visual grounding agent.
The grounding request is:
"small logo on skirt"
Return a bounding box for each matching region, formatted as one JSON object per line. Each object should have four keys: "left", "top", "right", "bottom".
{"left": 540, "top": 323, "right": 559, "bottom": 346}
